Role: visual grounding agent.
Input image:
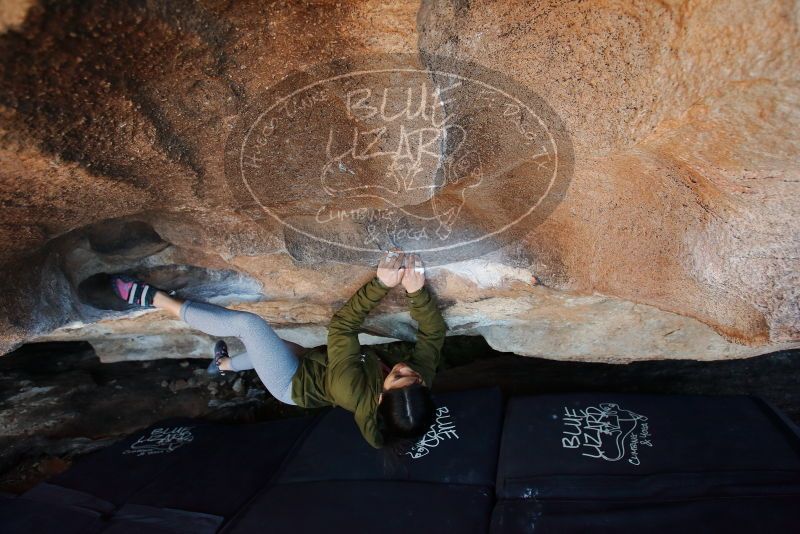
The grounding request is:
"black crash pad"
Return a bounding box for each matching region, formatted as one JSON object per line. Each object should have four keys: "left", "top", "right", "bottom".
{"left": 13, "top": 389, "right": 800, "bottom": 534}
{"left": 43, "top": 418, "right": 221, "bottom": 507}
{"left": 0, "top": 494, "right": 106, "bottom": 534}
{"left": 37, "top": 415, "right": 314, "bottom": 517}
{"left": 490, "top": 495, "right": 800, "bottom": 534}
{"left": 277, "top": 387, "right": 504, "bottom": 486}
{"left": 496, "top": 394, "right": 800, "bottom": 501}
{"left": 223, "top": 480, "right": 494, "bottom": 534}
{"left": 100, "top": 503, "right": 223, "bottom": 534}
{"left": 126, "top": 416, "right": 314, "bottom": 517}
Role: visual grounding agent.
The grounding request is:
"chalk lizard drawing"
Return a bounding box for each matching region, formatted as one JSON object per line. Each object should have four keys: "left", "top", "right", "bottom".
{"left": 318, "top": 84, "right": 484, "bottom": 242}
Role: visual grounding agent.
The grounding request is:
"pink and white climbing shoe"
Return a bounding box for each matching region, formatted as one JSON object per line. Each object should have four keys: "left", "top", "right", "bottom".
{"left": 111, "top": 275, "right": 158, "bottom": 308}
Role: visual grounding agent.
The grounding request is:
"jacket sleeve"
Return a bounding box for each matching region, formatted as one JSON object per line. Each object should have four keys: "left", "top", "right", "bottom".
{"left": 405, "top": 285, "right": 447, "bottom": 387}
{"left": 328, "top": 277, "right": 389, "bottom": 404}
{"left": 326, "top": 277, "right": 390, "bottom": 448}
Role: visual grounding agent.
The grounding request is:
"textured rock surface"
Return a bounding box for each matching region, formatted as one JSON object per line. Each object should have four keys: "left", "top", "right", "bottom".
{"left": 0, "top": 0, "right": 798, "bottom": 362}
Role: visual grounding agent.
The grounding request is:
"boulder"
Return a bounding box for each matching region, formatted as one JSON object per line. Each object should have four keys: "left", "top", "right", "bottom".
{"left": 0, "top": 0, "right": 797, "bottom": 362}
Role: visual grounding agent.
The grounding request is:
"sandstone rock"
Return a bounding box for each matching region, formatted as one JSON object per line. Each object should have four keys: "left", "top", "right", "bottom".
{"left": 169, "top": 379, "right": 189, "bottom": 392}
{"left": 0, "top": 1, "right": 797, "bottom": 363}
{"left": 247, "top": 387, "right": 265, "bottom": 399}
{"left": 232, "top": 378, "right": 244, "bottom": 394}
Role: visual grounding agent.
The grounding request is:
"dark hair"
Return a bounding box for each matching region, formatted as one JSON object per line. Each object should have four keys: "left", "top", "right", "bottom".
{"left": 377, "top": 383, "right": 435, "bottom": 454}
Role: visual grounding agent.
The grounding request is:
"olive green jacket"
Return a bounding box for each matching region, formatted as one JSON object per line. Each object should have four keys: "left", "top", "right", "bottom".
{"left": 290, "top": 276, "right": 447, "bottom": 448}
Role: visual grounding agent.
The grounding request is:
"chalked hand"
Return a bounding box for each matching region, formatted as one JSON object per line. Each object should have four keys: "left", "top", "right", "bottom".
{"left": 377, "top": 249, "right": 405, "bottom": 288}
{"left": 401, "top": 254, "right": 425, "bottom": 294}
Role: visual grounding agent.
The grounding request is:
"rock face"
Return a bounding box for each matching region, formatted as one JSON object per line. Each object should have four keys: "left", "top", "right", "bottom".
{"left": 0, "top": 0, "right": 798, "bottom": 362}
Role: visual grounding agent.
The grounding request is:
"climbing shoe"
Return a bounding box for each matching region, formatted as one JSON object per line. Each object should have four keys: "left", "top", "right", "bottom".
{"left": 207, "top": 339, "right": 229, "bottom": 376}
{"left": 111, "top": 275, "right": 159, "bottom": 308}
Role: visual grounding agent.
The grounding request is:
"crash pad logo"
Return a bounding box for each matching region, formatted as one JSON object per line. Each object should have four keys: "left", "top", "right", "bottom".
{"left": 225, "top": 53, "right": 573, "bottom": 265}
{"left": 123, "top": 426, "right": 194, "bottom": 457}
{"left": 406, "top": 406, "right": 459, "bottom": 459}
{"left": 560, "top": 403, "right": 652, "bottom": 466}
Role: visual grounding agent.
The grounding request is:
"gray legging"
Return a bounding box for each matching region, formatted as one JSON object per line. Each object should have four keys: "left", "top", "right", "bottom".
{"left": 179, "top": 301, "right": 299, "bottom": 405}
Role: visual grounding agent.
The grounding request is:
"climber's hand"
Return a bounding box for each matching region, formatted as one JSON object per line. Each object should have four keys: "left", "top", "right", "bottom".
{"left": 377, "top": 249, "right": 405, "bottom": 288}
{"left": 401, "top": 254, "right": 425, "bottom": 294}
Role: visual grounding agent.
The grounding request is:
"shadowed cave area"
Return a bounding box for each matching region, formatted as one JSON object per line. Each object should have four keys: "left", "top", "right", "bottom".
{"left": 0, "top": 0, "right": 798, "bottom": 532}
{"left": 2, "top": 341, "right": 799, "bottom": 495}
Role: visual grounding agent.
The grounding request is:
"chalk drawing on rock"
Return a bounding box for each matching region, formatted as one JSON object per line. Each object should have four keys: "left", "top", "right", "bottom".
{"left": 225, "top": 53, "right": 573, "bottom": 265}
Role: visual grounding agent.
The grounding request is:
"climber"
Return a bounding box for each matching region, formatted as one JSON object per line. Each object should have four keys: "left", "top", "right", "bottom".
{"left": 110, "top": 251, "right": 447, "bottom": 451}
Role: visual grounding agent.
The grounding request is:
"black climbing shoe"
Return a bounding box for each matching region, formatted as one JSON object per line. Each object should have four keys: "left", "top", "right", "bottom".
{"left": 207, "top": 339, "right": 229, "bottom": 376}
